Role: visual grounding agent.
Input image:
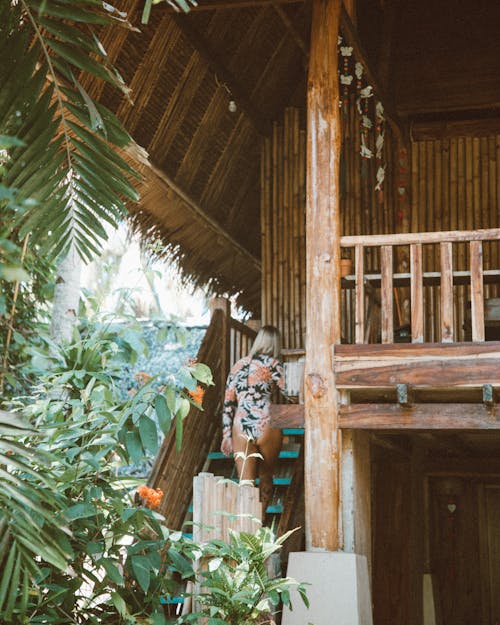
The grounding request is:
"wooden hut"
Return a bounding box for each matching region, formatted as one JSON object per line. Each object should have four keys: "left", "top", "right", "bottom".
{"left": 91, "top": 1, "right": 500, "bottom": 622}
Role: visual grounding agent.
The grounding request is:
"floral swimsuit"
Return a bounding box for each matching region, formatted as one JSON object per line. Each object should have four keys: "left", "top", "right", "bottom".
{"left": 222, "top": 353, "right": 285, "bottom": 442}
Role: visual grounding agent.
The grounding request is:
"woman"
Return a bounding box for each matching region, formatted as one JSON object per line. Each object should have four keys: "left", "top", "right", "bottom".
{"left": 221, "top": 325, "right": 284, "bottom": 517}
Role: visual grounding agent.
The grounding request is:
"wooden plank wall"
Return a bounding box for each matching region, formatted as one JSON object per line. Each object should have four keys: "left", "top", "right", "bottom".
{"left": 410, "top": 136, "right": 500, "bottom": 341}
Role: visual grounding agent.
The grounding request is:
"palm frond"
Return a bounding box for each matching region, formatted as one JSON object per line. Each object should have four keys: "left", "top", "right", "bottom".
{"left": 0, "top": 0, "right": 140, "bottom": 262}
{"left": 0, "top": 410, "right": 72, "bottom": 621}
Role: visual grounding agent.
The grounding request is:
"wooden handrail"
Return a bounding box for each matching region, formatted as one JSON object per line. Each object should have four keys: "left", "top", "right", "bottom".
{"left": 341, "top": 227, "right": 500, "bottom": 248}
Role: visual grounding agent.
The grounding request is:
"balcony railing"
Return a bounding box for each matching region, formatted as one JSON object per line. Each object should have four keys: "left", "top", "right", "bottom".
{"left": 340, "top": 228, "right": 500, "bottom": 344}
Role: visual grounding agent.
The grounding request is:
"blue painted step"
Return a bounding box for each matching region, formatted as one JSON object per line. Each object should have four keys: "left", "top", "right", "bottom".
{"left": 207, "top": 450, "right": 299, "bottom": 460}
{"left": 160, "top": 596, "right": 184, "bottom": 605}
{"left": 283, "top": 428, "right": 304, "bottom": 436}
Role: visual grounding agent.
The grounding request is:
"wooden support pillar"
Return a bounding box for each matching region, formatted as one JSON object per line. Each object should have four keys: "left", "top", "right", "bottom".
{"left": 305, "top": 0, "right": 342, "bottom": 552}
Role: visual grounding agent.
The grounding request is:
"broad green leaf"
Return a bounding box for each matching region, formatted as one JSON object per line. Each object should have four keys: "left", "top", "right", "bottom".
{"left": 154, "top": 395, "right": 172, "bottom": 436}
{"left": 125, "top": 430, "right": 143, "bottom": 464}
{"left": 131, "top": 554, "right": 150, "bottom": 593}
{"left": 138, "top": 415, "right": 158, "bottom": 454}
{"left": 189, "top": 362, "right": 213, "bottom": 386}
{"left": 100, "top": 558, "right": 124, "bottom": 585}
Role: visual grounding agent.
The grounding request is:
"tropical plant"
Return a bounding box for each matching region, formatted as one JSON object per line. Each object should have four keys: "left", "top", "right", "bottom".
{"left": 181, "top": 526, "right": 309, "bottom": 625}
{"left": 0, "top": 0, "right": 139, "bottom": 262}
{"left": 1, "top": 321, "right": 213, "bottom": 624}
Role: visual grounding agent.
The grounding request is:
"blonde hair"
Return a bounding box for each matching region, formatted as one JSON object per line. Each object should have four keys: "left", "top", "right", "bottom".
{"left": 249, "top": 325, "right": 281, "bottom": 359}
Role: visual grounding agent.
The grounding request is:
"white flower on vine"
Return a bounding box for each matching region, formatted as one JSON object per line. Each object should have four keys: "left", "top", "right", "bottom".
{"left": 340, "top": 46, "right": 353, "bottom": 56}
{"left": 340, "top": 74, "right": 353, "bottom": 85}
{"left": 355, "top": 62, "right": 363, "bottom": 80}
{"left": 375, "top": 165, "right": 386, "bottom": 191}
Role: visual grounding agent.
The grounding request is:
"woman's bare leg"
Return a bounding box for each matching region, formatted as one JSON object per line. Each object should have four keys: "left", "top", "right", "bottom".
{"left": 232, "top": 425, "right": 258, "bottom": 482}
{"left": 256, "top": 426, "right": 283, "bottom": 517}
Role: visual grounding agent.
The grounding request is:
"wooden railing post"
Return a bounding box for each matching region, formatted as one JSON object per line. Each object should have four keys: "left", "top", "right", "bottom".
{"left": 381, "top": 245, "right": 394, "bottom": 343}
{"left": 210, "top": 297, "right": 231, "bottom": 394}
{"left": 355, "top": 244, "right": 365, "bottom": 344}
{"left": 440, "top": 241, "right": 454, "bottom": 342}
{"left": 470, "top": 241, "right": 485, "bottom": 342}
{"left": 410, "top": 243, "right": 424, "bottom": 343}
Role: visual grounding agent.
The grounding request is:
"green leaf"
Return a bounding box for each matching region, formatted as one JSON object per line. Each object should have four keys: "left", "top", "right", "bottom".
{"left": 138, "top": 415, "right": 158, "bottom": 454}
{"left": 175, "top": 410, "right": 183, "bottom": 453}
{"left": 131, "top": 554, "right": 150, "bottom": 593}
{"left": 111, "top": 591, "right": 127, "bottom": 617}
{"left": 100, "top": 558, "right": 124, "bottom": 585}
{"left": 154, "top": 395, "right": 172, "bottom": 436}
{"left": 64, "top": 501, "right": 97, "bottom": 521}
{"left": 125, "top": 430, "right": 143, "bottom": 464}
{"left": 189, "top": 362, "right": 213, "bottom": 386}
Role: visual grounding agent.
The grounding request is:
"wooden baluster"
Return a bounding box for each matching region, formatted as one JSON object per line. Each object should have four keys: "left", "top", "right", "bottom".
{"left": 355, "top": 244, "right": 365, "bottom": 344}
{"left": 410, "top": 243, "right": 424, "bottom": 343}
{"left": 440, "top": 241, "right": 454, "bottom": 343}
{"left": 381, "top": 245, "right": 394, "bottom": 343}
{"left": 470, "top": 240, "right": 485, "bottom": 342}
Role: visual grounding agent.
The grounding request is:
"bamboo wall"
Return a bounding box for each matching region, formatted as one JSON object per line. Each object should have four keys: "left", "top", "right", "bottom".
{"left": 260, "top": 104, "right": 398, "bottom": 348}
{"left": 410, "top": 136, "right": 500, "bottom": 341}
{"left": 260, "top": 108, "right": 499, "bottom": 347}
{"left": 260, "top": 108, "right": 307, "bottom": 349}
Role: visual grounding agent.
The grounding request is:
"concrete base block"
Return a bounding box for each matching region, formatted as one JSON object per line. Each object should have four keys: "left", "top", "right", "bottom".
{"left": 282, "top": 552, "right": 373, "bottom": 625}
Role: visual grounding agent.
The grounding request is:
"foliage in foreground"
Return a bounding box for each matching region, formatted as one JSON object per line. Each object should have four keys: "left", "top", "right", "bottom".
{"left": 183, "top": 527, "right": 310, "bottom": 625}
{"left": 0, "top": 323, "right": 212, "bottom": 624}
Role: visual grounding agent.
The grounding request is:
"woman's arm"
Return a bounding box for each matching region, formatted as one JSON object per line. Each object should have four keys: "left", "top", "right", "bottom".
{"left": 221, "top": 374, "right": 236, "bottom": 455}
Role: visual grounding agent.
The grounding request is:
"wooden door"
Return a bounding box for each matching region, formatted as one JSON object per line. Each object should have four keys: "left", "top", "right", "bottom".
{"left": 429, "top": 478, "right": 500, "bottom": 625}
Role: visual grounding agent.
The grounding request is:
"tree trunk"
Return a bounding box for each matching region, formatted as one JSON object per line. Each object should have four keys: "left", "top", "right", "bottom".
{"left": 50, "top": 246, "right": 82, "bottom": 343}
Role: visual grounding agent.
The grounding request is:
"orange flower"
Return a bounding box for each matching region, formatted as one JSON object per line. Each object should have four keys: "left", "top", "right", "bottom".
{"left": 137, "top": 485, "right": 164, "bottom": 509}
{"left": 134, "top": 372, "right": 152, "bottom": 386}
{"left": 188, "top": 385, "right": 205, "bottom": 405}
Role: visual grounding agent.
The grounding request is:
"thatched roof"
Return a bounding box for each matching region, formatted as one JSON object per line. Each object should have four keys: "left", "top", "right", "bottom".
{"left": 88, "top": 0, "right": 500, "bottom": 314}
{"left": 90, "top": 0, "right": 309, "bottom": 314}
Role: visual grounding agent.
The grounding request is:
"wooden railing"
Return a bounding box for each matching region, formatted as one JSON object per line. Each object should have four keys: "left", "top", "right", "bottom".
{"left": 340, "top": 228, "right": 500, "bottom": 344}
{"left": 229, "top": 317, "right": 257, "bottom": 369}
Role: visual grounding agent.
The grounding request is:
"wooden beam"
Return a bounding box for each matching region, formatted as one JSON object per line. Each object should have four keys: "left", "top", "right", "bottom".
{"left": 334, "top": 342, "right": 500, "bottom": 389}
{"left": 305, "top": 0, "right": 342, "bottom": 552}
{"left": 272, "top": 2, "right": 309, "bottom": 59}
{"left": 270, "top": 404, "right": 305, "bottom": 428}
{"left": 411, "top": 116, "right": 500, "bottom": 141}
{"left": 172, "top": 15, "right": 272, "bottom": 136}
{"left": 339, "top": 403, "right": 500, "bottom": 429}
{"left": 147, "top": 162, "right": 261, "bottom": 272}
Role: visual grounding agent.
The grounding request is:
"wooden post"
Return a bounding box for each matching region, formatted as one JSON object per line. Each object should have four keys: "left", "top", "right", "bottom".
{"left": 210, "top": 297, "right": 231, "bottom": 391}
{"left": 305, "top": 0, "right": 342, "bottom": 552}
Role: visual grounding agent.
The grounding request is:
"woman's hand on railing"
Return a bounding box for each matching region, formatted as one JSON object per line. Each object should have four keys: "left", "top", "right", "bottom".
{"left": 221, "top": 437, "right": 233, "bottom": 457}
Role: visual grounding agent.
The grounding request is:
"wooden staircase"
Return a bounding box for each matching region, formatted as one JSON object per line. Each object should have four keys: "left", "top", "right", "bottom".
{"left": 148, "top": 298, "right": 305, "bottom": 553}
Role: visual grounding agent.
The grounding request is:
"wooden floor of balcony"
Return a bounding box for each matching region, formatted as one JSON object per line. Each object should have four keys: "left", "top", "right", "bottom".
{"left": 272, "top": 341, "right": 500, "bottom": 431}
